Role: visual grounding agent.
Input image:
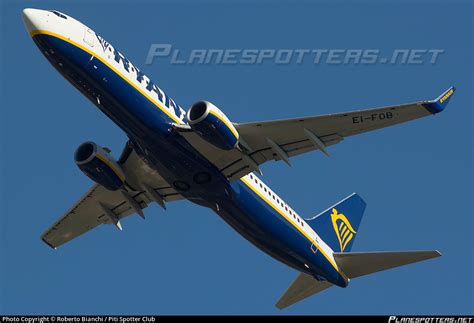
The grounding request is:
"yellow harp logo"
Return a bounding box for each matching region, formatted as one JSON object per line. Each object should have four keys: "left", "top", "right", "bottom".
{"left": 330, "top": 208, "right": 357, "bottom": 252}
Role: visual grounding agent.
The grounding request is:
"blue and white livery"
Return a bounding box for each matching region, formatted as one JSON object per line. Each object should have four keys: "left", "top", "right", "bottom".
{"left": 23, "top": 8, "right": 453, "bottom": 309}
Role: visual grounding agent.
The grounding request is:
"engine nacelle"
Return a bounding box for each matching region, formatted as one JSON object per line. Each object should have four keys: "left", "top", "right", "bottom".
{"left": 74, "top": 141, "right": 126, "bottom": 191}
{"left": 187, "top": 101, "right": 239, "bottom": 150}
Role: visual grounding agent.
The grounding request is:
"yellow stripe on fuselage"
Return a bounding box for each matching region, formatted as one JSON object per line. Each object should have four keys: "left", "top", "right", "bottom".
{"left": 240, "top": 177, "right": 345, "bottom": 278}
{"left": 29, "top": 30, "right": 183, "bottom": 124}
{"left": 208, "top": 110, "right": 239, "bottom": 140}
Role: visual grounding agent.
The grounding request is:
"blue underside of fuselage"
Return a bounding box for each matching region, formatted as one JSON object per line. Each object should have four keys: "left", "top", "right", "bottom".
{"left": 32, "top": 33, "right": 346, "bottom": 287}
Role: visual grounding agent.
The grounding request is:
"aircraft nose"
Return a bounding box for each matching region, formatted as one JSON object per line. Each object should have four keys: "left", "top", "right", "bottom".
{"left": 22, "top": 8, "right": 44, "bottom": 34}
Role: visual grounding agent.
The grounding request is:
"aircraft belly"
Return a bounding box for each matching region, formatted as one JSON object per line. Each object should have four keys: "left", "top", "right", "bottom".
{"left": 32, "top": 32, "right": 342, "bottom": 283}
{"left": 214, "top": 199, "right": 310, "bottom": 273}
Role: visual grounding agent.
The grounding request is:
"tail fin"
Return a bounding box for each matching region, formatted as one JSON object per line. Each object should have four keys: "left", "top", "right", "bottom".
{"left": 307, "top": 193, "right": 366, "bottom": 252}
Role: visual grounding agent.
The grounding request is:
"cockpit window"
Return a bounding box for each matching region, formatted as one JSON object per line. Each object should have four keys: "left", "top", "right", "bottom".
{"left": 50, "top": 11, "right": 67, "bottom": 19}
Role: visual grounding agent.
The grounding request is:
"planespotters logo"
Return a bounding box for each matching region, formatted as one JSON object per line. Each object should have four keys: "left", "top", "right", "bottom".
{"left": 144, "top": 45, "right": 445, "bottom": 66}
{"left": 389, "top": 317, "right": 473, "bottom": 323}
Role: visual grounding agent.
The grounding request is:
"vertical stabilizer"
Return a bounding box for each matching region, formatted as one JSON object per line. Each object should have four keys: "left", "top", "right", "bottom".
{"left": 306, "top": 193, "right": 366, "bottom": 252}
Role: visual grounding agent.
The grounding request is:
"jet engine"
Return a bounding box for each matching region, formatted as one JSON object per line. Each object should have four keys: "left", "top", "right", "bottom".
{"left": 74, "top": 141, "right": 126, "bottom": 191}
{"left": 187, "top": 101, "right": 239, "bottom": 150}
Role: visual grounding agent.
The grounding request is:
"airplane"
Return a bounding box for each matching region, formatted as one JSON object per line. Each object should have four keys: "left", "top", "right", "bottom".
{"left": 22, "top": 8, "right": 455, "bottom": 309}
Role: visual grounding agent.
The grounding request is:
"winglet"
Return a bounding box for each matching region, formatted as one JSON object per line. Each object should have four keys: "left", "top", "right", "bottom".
{"left": 423, "top": 86, "right": 456, "bottom": 114}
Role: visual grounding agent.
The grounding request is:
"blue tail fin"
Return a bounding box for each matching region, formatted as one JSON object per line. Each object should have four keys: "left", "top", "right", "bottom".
{"left": 307, "top": 193, "right": 366, "bottom": 252}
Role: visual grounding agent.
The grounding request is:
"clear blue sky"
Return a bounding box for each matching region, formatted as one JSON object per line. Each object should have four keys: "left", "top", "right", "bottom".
{"left": 1, "top": 0, "right": 472, "bottom": 315}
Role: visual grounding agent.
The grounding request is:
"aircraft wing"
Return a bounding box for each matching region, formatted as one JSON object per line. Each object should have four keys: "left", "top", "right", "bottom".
{"left": 41, "top": 142, "right": 183, "bottom": 249}
{"left": 179, "top": 87, "right": 455, "bottom": 181}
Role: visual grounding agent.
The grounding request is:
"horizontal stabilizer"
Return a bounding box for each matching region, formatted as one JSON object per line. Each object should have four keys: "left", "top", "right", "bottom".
{"left": 276, "top": 273, "right": 333, "bottom": 309}
{"left": 333, "top": 250, "right": 442, "bottom": 279}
